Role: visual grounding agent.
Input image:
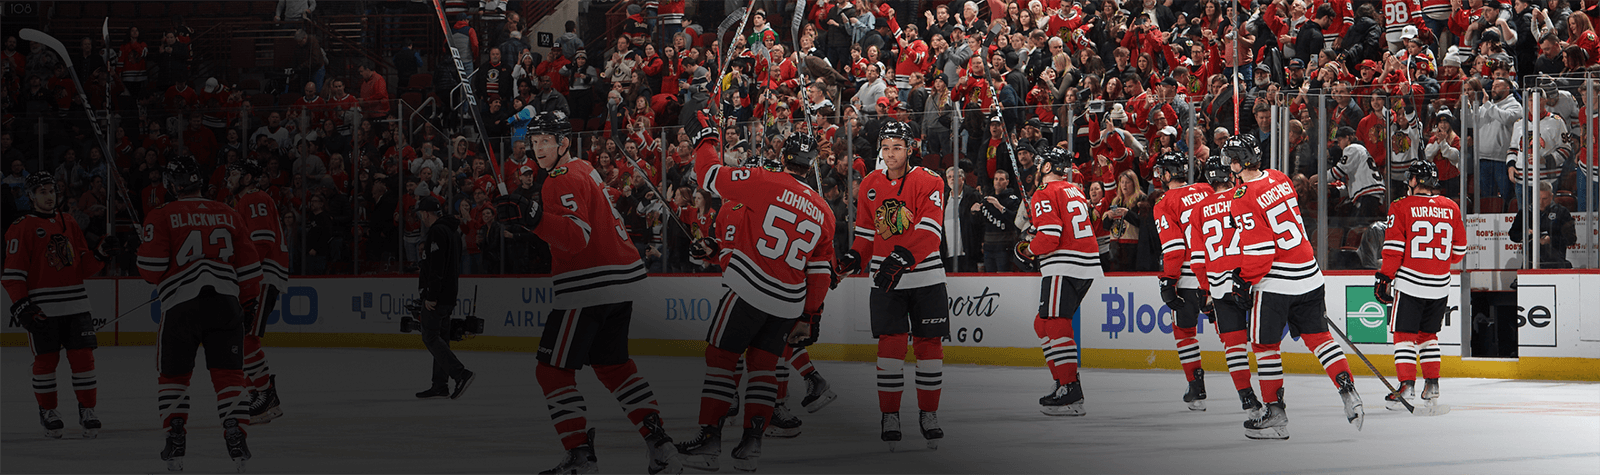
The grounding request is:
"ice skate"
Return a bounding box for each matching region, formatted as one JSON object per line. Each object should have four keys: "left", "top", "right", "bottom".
{"left": 1239, "top": 388, "right": 1265, "bottom": 421}
{"left": 1183, "top": 368, "right": 1207, "bottom": 411}
{"left": 539, "top": 428, "right": 598, "bottom": 475}
{"left": 1336, "top": 372, "right": 1364, "bottom": 430}
{"left": 763, "top": 404, "right": 802, "bottom": 438}
{"left": 78, "top": 405, "right": 101, "bottom": 438}
{"left": 415, "top": 385, "right": 449, "bottom": 399}
{"left": 1039, "top": 381, "right": 1086, "bottom": 416}
{"left": 800, "top": 372, "right": 836, "bottom": 413}
{"left": 919, "top": 411, "right": 943, "bottom": 450}
{"left": 730, "top": 417, "right": 764, "bottom": 472}
{"left": 1243, "top": 401, "right": 1289, "bottom": 440}
{"left": 249, "top": 376, "right": 283, "bottom": 424}
{"left": 449, "top": 369, "right": 476, "bottom": 400}
{"left": 223, "top": 418, "right": 250, "bottom": 472}
{"left": 1385, "top": 380, "right": 1416, "bottom": 411}
{"left": 642, "top": 413, "right": 684, "bottom": 475}
{"left": 880, "top": 413, "right": 902, "bottom": 452}
{"left": 1415, "top": 378, "right": 1451, "bottom": 416}
{"left": 39, "top": 409, "right": 63, "bottom": 439}
{"left": 675, "top": 424, "right": 721, "bottom": 471}
{"left": 160, "top": 418, "right": 186, "bottom": 472}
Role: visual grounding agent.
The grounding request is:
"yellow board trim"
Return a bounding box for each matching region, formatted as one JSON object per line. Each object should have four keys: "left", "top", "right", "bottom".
{"left": 7, "top": 333, "right": 1594, "bottom": 382}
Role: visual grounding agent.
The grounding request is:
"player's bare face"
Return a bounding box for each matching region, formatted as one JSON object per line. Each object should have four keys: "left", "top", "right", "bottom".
{"left": 226, "top": 169, "right": 243, "bottom": 190}
{"left": 31, "top": 187, "right": 56, "bottom": 213}
{"left": 531, "top": 134, "right": 563, "bottom": 169}
{"left": 880, "top": 138, "right": 910, "bottom": 174}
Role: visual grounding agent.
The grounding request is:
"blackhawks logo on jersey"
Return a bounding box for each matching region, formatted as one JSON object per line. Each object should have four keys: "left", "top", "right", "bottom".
{"left": 45, "top": 234, "right": 74, "bottom": 270}
{"left": 1233, "top": 186, "right": 1247, "bottom": 199}
{"left": 874, "top": 199, "right": 913, "bottom": 238}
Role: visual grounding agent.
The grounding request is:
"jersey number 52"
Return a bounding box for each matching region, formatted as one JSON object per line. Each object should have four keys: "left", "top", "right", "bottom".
{"left": 755, "top": 205, "right": 822, "bottom": 269}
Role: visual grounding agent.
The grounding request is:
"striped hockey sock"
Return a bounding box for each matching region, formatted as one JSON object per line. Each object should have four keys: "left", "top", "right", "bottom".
{"left": 32, "top": 352, "right": 60, "bottom": 410}
{"left": 790, "top": 347, "right": 817, "bottom": 378}
{"left": 775, "top": 347, "right": 793, "bottom": 401}
{"left": 1220, "top": 330, "right": 1255, "bottom": 392}
{"left": 1393, "top": 332, "right": 1419, "bottom": 383}
{"left": 66, "top": 349, "right": 97, "bottom": 408}
{"left": 1034, "top": 316, "right": 1079, "bottom": 384}
{"left": 536, "top": 363, "right": 590, "bottom": 450}
{"left": 1174, "top": 325, "right": 1202, "bottom": 382}
{"left": 242, "top": 335, "right": 273, "bottom": 391}
{"left": 912, "top": 337, "right": 944, "bottom": 413}
{"left": 698, "top": 346, "right": 741, "bottom": 426}
{"left": 210, "top": 368, "right": 251, "bottom": 426}
{"left": 157, "top": 373, "right": 193, "bottom": 430}
{"left": 594, "top": 359, "right": 662, "bottom": 438}
{"left": 1419, "top": 332, "right": 1442, "bottom": 380}
{"left": 741, "top": 349, "right": 780, "bottom": 430}
{"left": 1303, "top": 332, "right": 1352, "bottom": 387}
{"left": 1253, "top": 344, "right": 1284, "bottom": 404}
{"left": 876, "top": 335, "right": 908, "bottom": 413}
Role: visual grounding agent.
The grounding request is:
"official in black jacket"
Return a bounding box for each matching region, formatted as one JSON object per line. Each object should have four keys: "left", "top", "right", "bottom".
{"left": 414, "top": 197, "right": 475, "bottom": 400}
{"left": 1510, "top": 183, "right": 1579, "bottom": 268}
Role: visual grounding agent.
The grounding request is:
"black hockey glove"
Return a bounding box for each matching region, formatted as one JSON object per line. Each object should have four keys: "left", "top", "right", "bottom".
{"left": 1159, "top": 277, "right": 1185, "bottom": 311}
{"left": 1374, "top": 273, "right": 1396, "bottom": 305}
{"left": 525, "top": 166, "right": 549, "bottom": 230}
{"left": 873, "top": 246, "right": 916, "bottom": 290}
{"left": 94, "top": 235, "right": 121, "bottom": 262}
{"left": 1199, "top": 296, "right": 1216, "bottom": 317}
{"left": 9, "top": 298, "right": 45, "bottom": 332}
{"left": 1226, "top": 269, "right": 1255, "bottom": 307}
{"left": 241, "top": 298, "right": 260, "bottom": 323}
{"left": 793, "top": 306, "right": 823, "bottom": 347}
{"left": 689, "top": 237, "right": 720, "bottom": 260}
{"left": 1013, "top": 240, "right": 1037, "bottom": 265}
{"left": 836, "top": 249, "right": 863, "bottom": 276}
{"left": 687, "top": 110, "right": 719, "bottom": 147}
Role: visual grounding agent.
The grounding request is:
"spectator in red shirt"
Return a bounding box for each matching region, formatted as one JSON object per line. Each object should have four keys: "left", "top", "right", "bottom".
{"left": 358, "top": 61, "right": 389, "bottom": 120}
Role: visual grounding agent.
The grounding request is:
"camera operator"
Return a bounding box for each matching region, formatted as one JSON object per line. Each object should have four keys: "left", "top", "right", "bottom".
{"left": 413, "top": 197, "right": 475, "bottom": 400}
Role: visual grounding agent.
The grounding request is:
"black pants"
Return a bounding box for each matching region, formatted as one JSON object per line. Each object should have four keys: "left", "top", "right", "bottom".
{"left": 421, "top": 303, "right": 467, "bottom": 387}
{"left": 158, "top": 291, "right": 245, "bottom": 375}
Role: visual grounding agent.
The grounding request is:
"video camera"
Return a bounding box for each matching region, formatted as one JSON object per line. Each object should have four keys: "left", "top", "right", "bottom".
{"left": 399, "top": 301, "right": 487, "bottom": 342}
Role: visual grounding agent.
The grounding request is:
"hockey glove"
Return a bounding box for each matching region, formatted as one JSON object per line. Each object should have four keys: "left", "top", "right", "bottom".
{"left": 1199, "top": 296, "right": 1216, "bottom": 317}
{"left": 836, "top": 249, "right": 863, "bottom": 276}
{"left": 689, "top": 237, "right": 720, "bottom": 260}
{"left": 793, "top": 306, "right": 823, "bottom": 347}
{"left": 1374, "top": 273, "right": 1396, "bottom": 305}
{"left": 9, "top": 298, "right": 45, "bottom": 332}
{"left": 241, "top": 298, "right": 260, "bottom": 323}
{"left": 873, "top": 246, "right": 916, "bottom": 290}
{"left": 1013, "top": 240, "right": 1037, "bottom": 265}
{"left": 525, "top": 166, "right": 549, "bottom": 230}
{"left": 94, "top": 235, "right": 121, "bottom": 261}
{"left": 1226, "top": 269, "right": 1255, "bottom": 307}
{"left": 687, "top": 110, "right": 719, "bottom": 147}
{"left": 1159, "top": 277, "right": 1185, "bottom": 311}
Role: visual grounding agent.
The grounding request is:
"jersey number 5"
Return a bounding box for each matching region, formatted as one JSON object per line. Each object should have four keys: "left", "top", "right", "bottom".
{"left": 756, "top": 205, "right": 822, "bottom": 269}
{"left": 1409, "top": 221, "right": 1454, "bottom": 260}
{"left": 175, "top": 228, "right": 235, "bottom": 266}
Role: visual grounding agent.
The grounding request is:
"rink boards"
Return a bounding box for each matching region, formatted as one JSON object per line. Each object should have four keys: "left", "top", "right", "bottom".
{"left": 5, "top": 272, "right": 1598, "bottom": 381}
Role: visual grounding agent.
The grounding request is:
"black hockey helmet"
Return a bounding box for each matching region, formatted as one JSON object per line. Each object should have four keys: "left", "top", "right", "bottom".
{"left": 1155, "top": 152, "right": 1190, "bottom": 180}
{"left": 782, "top": 132, "right": 820, "bottom": 171}
{"left": 527, "top": 111, "right": 570, "bottom": 138}
{"left": 227, "top": 157, "right": 264, "bottom": 178}
{"left": 879, "top": 121, "right": 916, "bottom": 146}
{"left": 1408, "top": 159, "right": 1441, "bottom": 190}
{"left": 742, "top": 152, "right": 784, "bottom": 173}
{"left": 1202, "top": 156, "right": 1233, "bottom": 187}
{"left": 1221, "top": 134, "right": 1262, "bottom": 169}
{"left": 1039, "top": 147, "right": 1073, "bottom": 177}
{"left": 163, "top": 156, "right": 205, "bottom": 194}
{"left": 24, "top": 171, "right": 56, "bottom": 194}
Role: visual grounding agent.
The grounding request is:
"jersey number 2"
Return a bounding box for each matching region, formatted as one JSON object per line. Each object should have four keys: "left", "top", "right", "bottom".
{"left": 176, "top": 229, "right": 235, "bottom": 266}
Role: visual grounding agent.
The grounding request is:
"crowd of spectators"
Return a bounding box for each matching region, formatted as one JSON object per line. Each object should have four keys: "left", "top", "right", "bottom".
{"left": 5, "top": 0, "right": 1600, "bottom": 277}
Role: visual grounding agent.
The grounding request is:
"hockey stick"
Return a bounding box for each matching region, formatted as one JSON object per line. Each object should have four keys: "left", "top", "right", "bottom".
{"left": 94, "top": 296, "right": 158, "bottom": 331}
{"left": 1323, "top": 315, "right": 1451, "bottom": 416}
{"left": 787, "top": 0, "right": 827, "bottom": 191}
{"left": 429, "top": 0, "right": 508, "bottom": 196}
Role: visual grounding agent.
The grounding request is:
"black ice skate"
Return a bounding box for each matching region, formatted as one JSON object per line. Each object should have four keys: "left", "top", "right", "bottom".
{"left": 800, "top": 372, "right": 836, "bottom": 413}
{"left": 1336, "top": 372, "right": 1364, "bottom": 430}
{"left": 919, "top": 411, "right": 943, "bottom": 450}
{"left": 676, "top": 424, "right": 722, "bottom": 471}
{"left": 1183, "top": 368, "right": 1207, "bottom": 411}
{"left": 642, "top": 413, "right": 684, "bottom": 475}
{"left": 1385, "top": 380, "right": 1416, "bottom": 411}
{"left": 880, "top": 413, "right": 902, "bottom": 452}
{"left": 763, "top": 404, "right": 802, "bottom": 438}
{"left": 160, "top": 418, "right": 187, "bottom": 472}
{"left": 1039, "top": 381, "right": 1086, "bottom": 416}
{"left": 539, "top": 428, "right": 598, "bottom": 475}
{"left": 730, "top": 416, "right": 764, "bottom": 472}
{"left": 1414, "top": 378, "right": 1452, "bottom": 416}
{"left": 450, "top": 369, "right": 476, "bottom": 400}
{"left": 79, "top": 405, "right": 101, "bottom": 438}
{"left": 1243, "top": 401, "right": 1289, "bottom": 440}
{"left": 39, "top": 408, "right": 63, "bottom": 439}
{"left": 1239, "top": 388, "right": 1265, "bottom": 421}
{"left": 249, "top": 376, "right": 283, "bottom": 424}
{"left": 415, "top": 385, "right": 449, "bottom": 399}
{"left": 223, "top": 418, "right": 250, "bottom": 472}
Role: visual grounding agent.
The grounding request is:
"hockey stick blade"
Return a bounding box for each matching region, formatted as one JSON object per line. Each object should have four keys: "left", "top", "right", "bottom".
{"left": 1412, "top": 404, "right": 1451, "bottom": 416}
{"left": 718, "top": 8, "right": 747, "bottom": 37}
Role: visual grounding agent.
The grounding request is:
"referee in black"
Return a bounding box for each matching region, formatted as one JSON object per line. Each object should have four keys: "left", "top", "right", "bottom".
{"left": 413, "top": 197, "right": 475, "bottom": 399}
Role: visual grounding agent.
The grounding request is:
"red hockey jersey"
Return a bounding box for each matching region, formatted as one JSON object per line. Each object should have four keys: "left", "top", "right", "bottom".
{"left": 852, "top": 165, "right": 946, "bottom": 290}
{"left": 137, "top": 199, "right": 263, "bottom": 307}
{"left": 3, "top": 212, "right": 105, "bottom": 317}
{"left": 1232, "top": 170, "right": 1324, "bottom": 296}
{"left": 535, "top": 157, "right": 648, "bottom": 310}
{"left": 1029, "top": 180, "right": 1104, "bottom": 280}
{"left": 695, "top": 140, "right": 835, "bottom": 317}
{"left": 1379, "top": 195, "right": 1466, "bottom": 299}
{"left": 1187, "top": 187, "right": 1250, "bottom": 300}
{"left": 1154, "top": 182, "right": 1214, "bottom": 289}
{"left": 233, "top": 191, "right": 290, "bottom": 290}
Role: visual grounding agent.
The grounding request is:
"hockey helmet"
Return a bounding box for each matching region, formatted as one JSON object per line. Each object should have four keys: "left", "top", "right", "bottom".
{"left": 163, "top": 156, "right": 205, "bottom": 194}
{"left": 879, "top": 121, "right": 916, "bottom": 146}
{"left": 1155, "top": 152, "right": 1190, "bottom": 180}
{"left": 1221, "top": 134, "right": 1262, "bottom": 169}
{"left": 527, "top": 111, "right": 571, "bottom": 138}
{"left": 227, "top": 158, "right": 264, "bottom": 178}
{"left": 1038, "top": 147, "right": 1073, "bottom": 177}
{"left": 1202, "top": 156, "right": 1233, "bottom": 187}
{"left": 1408, "top": 159, "right": 1441, "bottom": 190}
{"left": 24, "top": 171, "right": 56, "bottom": 194}
{"left": 782, "top": 133, "right": 820, "bottom": 171}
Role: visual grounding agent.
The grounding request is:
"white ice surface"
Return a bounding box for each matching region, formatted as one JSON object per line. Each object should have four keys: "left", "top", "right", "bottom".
{"left": 3, "top": 347, "right": 1597, "bottom": 474}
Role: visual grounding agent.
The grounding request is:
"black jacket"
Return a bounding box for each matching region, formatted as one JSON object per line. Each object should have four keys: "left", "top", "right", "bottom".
{"left": 1510, "top": 203, "right": 1578, "bottom": 268}
{"left": 1338, "top": 16, "right": 1384, "bottom": 69}
{"left": 972, "top": 186, "right": 1022, "bottom": 241}
{"left": 945, "top": 184, "right": 983, "bottom": 257}
{"left": 418, "top": 215, "right": 462, "bottom": 302}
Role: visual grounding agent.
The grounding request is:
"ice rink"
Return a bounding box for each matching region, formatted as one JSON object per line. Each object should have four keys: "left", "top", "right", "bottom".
{"left": 3, "top": 346, "right": 1597, "bottom": 474}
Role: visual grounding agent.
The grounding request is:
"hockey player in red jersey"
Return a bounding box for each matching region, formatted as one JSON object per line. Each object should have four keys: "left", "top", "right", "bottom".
{"left": 523, "top": 113, "right": 683, "bottom": 475}
{"left": 1223, "top": 135, "right": 1365, "bottom": 440}
{"left": 677, "top": 111, "right": 835, "bottom": 471}
{"left": 1376, "top": 160, "right": 1464, "bottom": 412}
{"left": 224, "top": 158, "right": 287, "bottom": 424}
{"left": 837, "top": 121, "right": 948, "bottom": 451}
{"left": 138, "top": 157, "right": 262, "bottom": 471}
{"left": 1185, "top": 157, "right": 1266, "bottom": 421}
{"left": 1150, "top": 153, "right": 1215, "bottom": 411}
{"left": 1019, "top": 148, "right": 1103, "bottom": 416}
{"left": 4, "top": 172, "right": 116, "bottom": 439}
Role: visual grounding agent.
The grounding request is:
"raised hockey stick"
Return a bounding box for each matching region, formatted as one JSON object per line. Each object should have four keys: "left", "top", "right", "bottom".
{"left": 787, "top": 0, "right": 826, "bottom": 191}
{"left": 1323, "top": 316, "right": 1451, "bottom": 416}
{"left": 430, "top": 0, "right": 508, "bottom": 196}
